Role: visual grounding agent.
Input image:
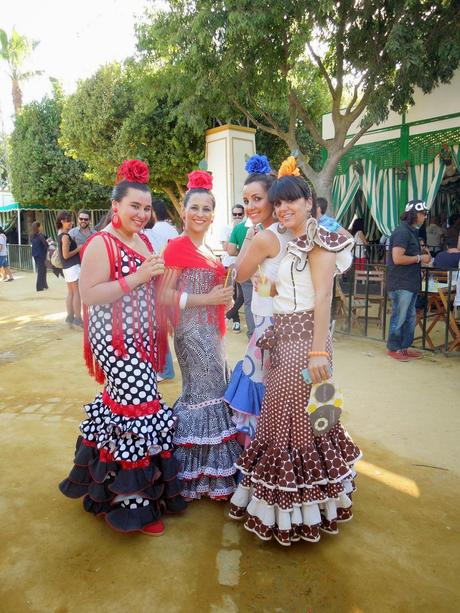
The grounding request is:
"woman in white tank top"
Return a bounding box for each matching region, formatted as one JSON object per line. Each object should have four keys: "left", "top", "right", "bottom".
{"left": 224, "top": 155, "right": 293, "bottom": 447}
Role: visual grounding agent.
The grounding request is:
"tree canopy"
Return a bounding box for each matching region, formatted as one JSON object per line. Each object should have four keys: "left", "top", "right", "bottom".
{"left": 9, "top": 92, "right": 109, "bottom": 209}
{"left": 137, "top": 0, "right": 460, "bottom": 204}
{"left": 59, "top": 62, "right": 207, "bottom": 211}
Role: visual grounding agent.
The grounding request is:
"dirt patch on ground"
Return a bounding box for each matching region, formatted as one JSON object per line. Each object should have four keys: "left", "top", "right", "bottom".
{"left": 1, "top": 272, "right": 459, "bottom": 612}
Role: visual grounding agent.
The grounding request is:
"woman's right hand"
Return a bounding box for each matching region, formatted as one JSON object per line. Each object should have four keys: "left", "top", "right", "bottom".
{"left": 207, "top": 284, "right": 234, "bottom": 306}
{"left": 135, "top": 255, "right": 165, "bottom": 284}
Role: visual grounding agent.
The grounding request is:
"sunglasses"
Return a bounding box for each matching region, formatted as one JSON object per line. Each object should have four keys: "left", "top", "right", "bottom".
{"left": 232, "top": 212, "right": 244, "bottom": 217}
{"left": 405, "top": 201, "right": 427, "bottom": 213}
{"left": 79, "top": 218, "right": 90, "bottom": 222}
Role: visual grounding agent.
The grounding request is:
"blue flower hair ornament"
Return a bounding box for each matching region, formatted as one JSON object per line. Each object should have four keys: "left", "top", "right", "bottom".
{"left": 245, "top": 154, "right": 272, "bottom": 175}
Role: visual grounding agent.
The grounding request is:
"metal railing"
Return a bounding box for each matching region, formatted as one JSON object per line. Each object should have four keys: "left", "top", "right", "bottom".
{"left": 333, "top": 259, "right": 460, "bottom": 354}
{"left": 7, "top": 244, "right": 35, "bottom": 272}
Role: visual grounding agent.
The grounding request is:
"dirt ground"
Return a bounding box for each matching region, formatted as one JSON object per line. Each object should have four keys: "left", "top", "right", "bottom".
{"left": 1, "top": 271, "right": 459, "bottom": 613}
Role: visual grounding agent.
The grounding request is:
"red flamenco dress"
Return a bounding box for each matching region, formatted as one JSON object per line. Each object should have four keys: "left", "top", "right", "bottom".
{"left": 59, "top": 232, "right": 186, "bottom": 532}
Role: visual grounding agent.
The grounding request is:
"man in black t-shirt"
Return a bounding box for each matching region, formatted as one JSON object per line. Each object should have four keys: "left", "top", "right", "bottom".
{"left": 386, "top": 200, "right": 431, "bottom": 361}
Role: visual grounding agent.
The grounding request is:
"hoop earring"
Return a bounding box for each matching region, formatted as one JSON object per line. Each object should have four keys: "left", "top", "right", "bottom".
{"left": 112, "top": 207, "right": 121, "bottom": 229}
{"left": 277, "top": 223, "right": 287, "bottom": 234}
{"left": 272, "top": 209, "right": 278, "bottom": 220}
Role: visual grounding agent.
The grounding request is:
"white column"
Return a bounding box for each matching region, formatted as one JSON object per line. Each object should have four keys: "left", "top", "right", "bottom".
{"left": 205, "top": 125, "right": 256, "bottom": 249}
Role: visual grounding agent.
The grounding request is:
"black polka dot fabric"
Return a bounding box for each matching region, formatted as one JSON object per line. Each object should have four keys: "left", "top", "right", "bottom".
{"left": 59, "top": 242, "right": 187, "bottom": 531}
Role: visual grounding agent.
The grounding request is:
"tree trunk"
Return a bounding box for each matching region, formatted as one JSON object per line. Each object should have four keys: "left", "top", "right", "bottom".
{"left": 312, "top": 171, "right": 333, "bottom": 212}
{"left": 161, "top": 185, "right": 181, "bottom": 215}
{"left": 12, "top": 80, "right": 22, "bottom": 114}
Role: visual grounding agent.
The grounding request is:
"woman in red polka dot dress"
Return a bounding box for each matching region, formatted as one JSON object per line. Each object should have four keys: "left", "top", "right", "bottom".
{"left": 229, "top": 158, "right": 362, "bottom": 546}
{"left": 59, "top": 160, "right": 186, "bottom": 536}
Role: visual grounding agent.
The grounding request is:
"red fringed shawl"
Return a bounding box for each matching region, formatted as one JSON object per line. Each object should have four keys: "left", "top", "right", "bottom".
{"left": 159, "top": 234, "right": 226, "bottom": 336}
{"left": 81, "top": 231, "right": 167, "bottom": 384}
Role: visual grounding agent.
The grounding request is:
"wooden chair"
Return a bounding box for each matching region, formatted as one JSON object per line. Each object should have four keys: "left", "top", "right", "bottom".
{"left": 436, "top": 286, "right": 460, "bottom": 352}
{"left": 353, "top": 268, "right": 386, "bottom": 327}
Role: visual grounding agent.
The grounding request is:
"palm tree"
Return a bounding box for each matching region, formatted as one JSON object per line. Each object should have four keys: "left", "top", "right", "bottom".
{"left": 0, "top": 28, "right": 43, "bottom": 114}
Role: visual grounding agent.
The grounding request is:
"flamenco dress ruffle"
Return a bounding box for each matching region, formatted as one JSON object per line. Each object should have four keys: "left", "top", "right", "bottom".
{"left": 224, "top": 314, "right": 272, "bottom": 445}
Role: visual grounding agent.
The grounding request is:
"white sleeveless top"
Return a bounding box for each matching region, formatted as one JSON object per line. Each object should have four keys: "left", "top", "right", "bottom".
{"left": 251, "top": 223, "right": 293, "bottom": 317}
{"left": 273, "top": 219, "right": 354, "bottom": 314}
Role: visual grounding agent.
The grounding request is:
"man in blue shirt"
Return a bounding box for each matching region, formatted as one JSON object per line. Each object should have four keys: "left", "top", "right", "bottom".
{"left": 316, "top": 197, "right": 341, "bottom": 232}
{"left": 386, "top": 200, "right": 431, "bottom": 361}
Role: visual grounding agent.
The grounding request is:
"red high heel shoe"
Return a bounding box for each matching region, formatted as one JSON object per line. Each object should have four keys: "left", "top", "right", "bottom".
{"left": 141, "top": 520, "right": 165, "bottom": 536}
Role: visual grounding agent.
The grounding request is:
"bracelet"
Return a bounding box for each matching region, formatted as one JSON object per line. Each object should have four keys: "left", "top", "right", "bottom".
{"left": 416, "top": 254, "right": 421, "bottom": 264}
{"left": 308, "top": 351, "right": 329, "bottom": 358}
{"left": 179, "top": 292, "right": 188, "bottom": 310}
{"left": 118, "top": 276, "right": 130, "bottom": 294}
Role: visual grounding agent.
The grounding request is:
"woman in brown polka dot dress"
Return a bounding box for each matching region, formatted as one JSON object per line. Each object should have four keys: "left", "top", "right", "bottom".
{"left": 229, "top": 161, "right": 362, "bottom": 546}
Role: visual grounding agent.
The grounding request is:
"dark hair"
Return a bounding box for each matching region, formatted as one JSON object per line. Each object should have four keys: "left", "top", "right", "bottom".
{"left": 244, "top": 173, "right": 275, "bottom": 193}
{"left": 316, "top": 197, "right": 328, "bottom": 215}
{"left": 351, "top": 218, "right": 365, "bottom": 235}
{"left": 183, "top": 187, "right": 216, "bottom": 209}
{"left": 447, "top": 233, "right": 459, "bottom": 248}
{"left": 56, "top": 210, "right": 72, "bottom": 229}
{"left": 232, "top": 204, "right": 244, "bottom": 213}
{"left": 0, "top": 227, "right": 4, "bottom": 234}
{"left": 401, "top": 209, "right": 419, "bottom": 225}
{"left": 78, "top": 208, "right": 90, "bottom": 217}
{"left": 31, "top": 221, "right": 41, "bottom": 235}
{"left": 268, "top": 174, "right": 313, "bottom": 206}
{"left": 111, "top": 180, "right": 151, "bottom": 202}
{"left": 152, "top": 199, "right": 170, "bottom": 221}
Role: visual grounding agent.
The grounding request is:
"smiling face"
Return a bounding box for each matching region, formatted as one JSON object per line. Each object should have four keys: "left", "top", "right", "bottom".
{"left": 61, "top": 218, "right": 73, "bottom": 231}
{"left": 183, "top": 192, "right": 215, "bottom": 235}
{"left": 274, "top": 197, "right": 313, "bottom": 236}
{"left": 112, "top": 187, "right": 152, "bottom": 234}
{"left": 242, "top": 181, "right": 273, "bottom": 228}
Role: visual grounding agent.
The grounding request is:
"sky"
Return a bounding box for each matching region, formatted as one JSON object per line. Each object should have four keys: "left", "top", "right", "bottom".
{"left": 0, "top": 0, "right": 159, "bottom": 132}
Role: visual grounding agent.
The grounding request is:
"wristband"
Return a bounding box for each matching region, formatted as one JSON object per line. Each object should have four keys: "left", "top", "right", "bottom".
{"left": 118, "top": 276, "right": 130, "bottom": 294}
{"left": 179, "top": 292, "right": 188, "bottom": 310}
{"left": 308, "top": 351, "right": 329, "bottom": 358}
{"left": 416, "top": 254, "right": 421, "bottom": 264}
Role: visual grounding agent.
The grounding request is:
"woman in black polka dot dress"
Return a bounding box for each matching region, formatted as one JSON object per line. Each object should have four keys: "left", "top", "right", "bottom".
{"left": 59, "top": 160, "right": 186, "bottom": 536}
{"left": 229, "top": 162, "right": 362, "bottom": 546}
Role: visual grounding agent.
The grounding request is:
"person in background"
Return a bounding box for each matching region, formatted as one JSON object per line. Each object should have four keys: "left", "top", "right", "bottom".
{"left": 386, "top": 200, "right": 431, "bottom": 362}
{"left": 69, "top": 209, "right": 95, "bottom": 249}
{"left": 57, "top": 211, "right": 83, "bottom": 328}
{"left": 426, "top": 216, "right": 445, "bottom": 255}
{"left": 143, "top": 199, "right": 179, "bottom": 254}
{"left": 316, "top": 197, "right": 341, "bottom": 232}
{"left": 222, "top": 204, "right": 245, "bottom": 333}
{"left": 144, "top": 199, "right": 179, "bottom": 382}
{"left": 350, "top": 218, "right": 368, "bottom": 271}
{"left": 0, "top": 226, "right": 14, "bottom": 282}
{"left": 445, "top": 214, "right": 460, "bottom": 250}
{"left": 227, "top": 207, "right": 256, "bottom": 339}
{"left": 434, "top": 233, "right": 460, "bottom": 270}
{"left": 30, "top": 221, "right": 49, "bottom": 291}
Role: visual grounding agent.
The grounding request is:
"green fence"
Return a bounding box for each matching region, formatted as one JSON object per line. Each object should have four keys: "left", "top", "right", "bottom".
{"left": 7, "top": 244, "right": 34, "bottom": 272}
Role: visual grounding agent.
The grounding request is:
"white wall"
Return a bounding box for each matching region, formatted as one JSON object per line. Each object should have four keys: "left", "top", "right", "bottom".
{"left": 321, "top": 69, "right": 460, "bottom": 143}
{"left": 205, "top": 125, "right": 256, "bottom": 248}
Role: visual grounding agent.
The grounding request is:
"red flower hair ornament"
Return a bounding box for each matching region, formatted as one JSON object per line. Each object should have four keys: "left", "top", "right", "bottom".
{"left": 187, "top": 170, "right": 213, "bottom": 191}
{"left": 115, "top": 159, "right": 150, "bottom": 185}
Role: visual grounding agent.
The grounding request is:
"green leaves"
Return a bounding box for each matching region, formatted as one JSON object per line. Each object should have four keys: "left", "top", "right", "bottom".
{"left": 10, "top": 95, "right": 109, "bottom": 209}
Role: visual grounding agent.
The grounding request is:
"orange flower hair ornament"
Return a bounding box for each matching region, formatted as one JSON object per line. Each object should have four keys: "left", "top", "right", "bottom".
{"left": 277, "top": 156, "right": 301, "bottom": 178}
{"left": 115, "top": 159, "right": 150, "bottom": 185}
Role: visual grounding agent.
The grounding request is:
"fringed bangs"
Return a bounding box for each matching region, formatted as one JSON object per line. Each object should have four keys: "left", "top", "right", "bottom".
{"left": 268, "top": 176, "right": 312, "bottom": 205}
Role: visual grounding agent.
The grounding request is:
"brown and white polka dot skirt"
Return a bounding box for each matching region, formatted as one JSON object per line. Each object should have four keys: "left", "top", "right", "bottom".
{"left": 229, "top": 310, "right": 362, "bottom": 547}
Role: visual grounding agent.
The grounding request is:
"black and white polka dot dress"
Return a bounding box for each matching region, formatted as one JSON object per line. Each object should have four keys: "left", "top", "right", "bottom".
{"left": 59, "top": 233, "right": 186, "bottom": 532}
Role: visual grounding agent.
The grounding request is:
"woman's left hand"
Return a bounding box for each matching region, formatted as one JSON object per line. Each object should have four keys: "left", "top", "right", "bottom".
{"left": 148, "top": 255, "right": 165, "bottom": 278}
{"left": 307, "top": 355, "right": 330, "bottom": 384}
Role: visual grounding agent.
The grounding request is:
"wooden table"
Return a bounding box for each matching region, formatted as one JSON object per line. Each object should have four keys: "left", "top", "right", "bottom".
{"left": 416, "top": 281, "right": 459, "bottom": 351}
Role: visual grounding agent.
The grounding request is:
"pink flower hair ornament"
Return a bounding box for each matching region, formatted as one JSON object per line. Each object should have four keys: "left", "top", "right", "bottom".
{"left": 187, "top": 170, "right": 213, "bottom": 191}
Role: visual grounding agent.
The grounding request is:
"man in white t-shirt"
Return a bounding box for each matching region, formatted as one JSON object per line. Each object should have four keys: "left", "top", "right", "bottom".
{"left": 426, "top": 216, "right": 445, "bottom": 254}
{"left": 221, "top": 204, "right": 245, "bottom": 333}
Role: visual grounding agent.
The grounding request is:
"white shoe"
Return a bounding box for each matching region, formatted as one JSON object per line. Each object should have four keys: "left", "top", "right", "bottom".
{"left": 232, "top": 322, "right": 241, "bottom": 333}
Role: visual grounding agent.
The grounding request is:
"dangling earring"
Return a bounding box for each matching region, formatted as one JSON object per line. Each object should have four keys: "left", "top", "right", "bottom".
{"left": 272, "top": 209, "right": 278, "bottom": 220}
{"left": 277, "top": 223, "right": 287, "bottom": 234}
{"left": 112, "top": 207, "right": 121, "bottom": 229}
